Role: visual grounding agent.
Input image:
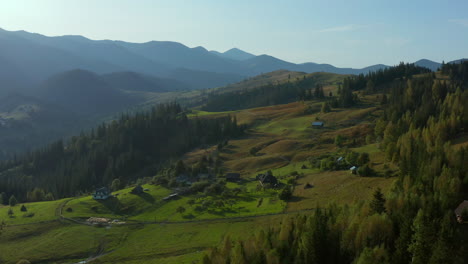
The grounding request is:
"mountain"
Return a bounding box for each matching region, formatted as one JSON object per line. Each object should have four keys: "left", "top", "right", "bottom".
{"left": 166, "top": 68, "right": 245, "bottom": 90}
{"left": 117, "top": 41, "right": 250, "bottom": 75}
{"left": 448, "top": 58, "right": 468, "bottom": 64}
{"left": 414, "top": 59, "right": 441, "bottom": 71}
{"left": 0, "top": 28, "right": 122, "bottom": 82}
{"left": 101, "top": 72, "right": 190, "bottom": 92}
{"left": 36, "top": 69, "right": 139, "bottom": 117}
{"left": 1, "top": 28, "right": 466, "bottom": 96}
{"left": 211, "top": 48, "right": 256, "bottom": 61}
{"left": 0, "top": 93, "right": 85, "bottom": 160}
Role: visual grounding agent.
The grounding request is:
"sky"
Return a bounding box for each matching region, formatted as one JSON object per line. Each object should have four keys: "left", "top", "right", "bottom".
{"left": 0, "top": 0, "right": 467, "bottom": 68}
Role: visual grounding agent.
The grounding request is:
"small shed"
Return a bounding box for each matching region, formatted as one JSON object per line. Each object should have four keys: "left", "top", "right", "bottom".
{"left": 131, "top": 185, "right": 144, "bottom": 194}
{"left": 163, "top": 193, "right": 179, "bottom": 201}
{"left": 455, "top": 200, "right": 468, "bottom": 223}
{"left": 349, "top": 166, "right": 358, "bottom": 175}
{"left": 257, "top": 171, "right": 278, "bottom": 186}
{"left": 93, "top": 187, "right": 111, "bottom": 200}
{"left": 312, "top": 122, "right": 324, "bottom": 128}
{"left": 337, "top": 157, "right": 344, "bottom": 163}
{"left": 226, "top": 173, "right": 241, "bottom": 182}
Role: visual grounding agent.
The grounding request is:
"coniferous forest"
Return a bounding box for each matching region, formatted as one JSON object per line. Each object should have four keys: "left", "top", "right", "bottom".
{"left": 0, "top": 103, "right": 244, "bottom": 201}
{"left": 202, "top": 62, "right": 468, "bottom": 264}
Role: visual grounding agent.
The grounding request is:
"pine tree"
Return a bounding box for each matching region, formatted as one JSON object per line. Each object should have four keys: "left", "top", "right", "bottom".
{"left": 9, "top": 195, "right": 18, "bottom": 206}
{"left": 369, "top": 188, "right": 386, "bottom": 214}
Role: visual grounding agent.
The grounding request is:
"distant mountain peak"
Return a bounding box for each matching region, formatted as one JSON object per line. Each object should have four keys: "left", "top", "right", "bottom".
{"left": 414, "top": 59, "right": 441, "bottom": 71}
{"left": 210, "top": 48, "right": 255, "bottom": 61}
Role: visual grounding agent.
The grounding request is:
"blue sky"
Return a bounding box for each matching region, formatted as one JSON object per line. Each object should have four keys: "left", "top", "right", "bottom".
{"left": 1, "top": 0, "right": 467, "bottom": 67}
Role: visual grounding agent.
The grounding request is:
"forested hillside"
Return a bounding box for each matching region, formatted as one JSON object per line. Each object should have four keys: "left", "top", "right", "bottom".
{"left": 0, "top": 103, "right": 244, "bottom": 201}
{"left": 203, "top": 62, "right": 468, "bottom": 264}
{"left": 202, "top": 63, "right": 431, "bottom": 112}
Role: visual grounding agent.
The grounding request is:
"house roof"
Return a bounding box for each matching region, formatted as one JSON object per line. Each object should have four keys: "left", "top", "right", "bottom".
{"left": 455, "top": 200, "right": 468, "bottom": 216}
{"left": 226, "top": 173, "right": 240, "bottom": 178}
{"left": 312, "top": 122, "right": 324, "bottom": 126}
{"left": 95, "top": 187, "right": 109, "bottom": 193}
{"left": 349, "top": 166, "right": 357, "bottom": 170}
{"left": 337, "top": 157, "right": 344, "bottom": 162}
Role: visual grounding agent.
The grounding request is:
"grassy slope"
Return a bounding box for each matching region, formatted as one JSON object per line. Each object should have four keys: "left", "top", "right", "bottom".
{"left": 1, "top": 91, "right": 401, "bottom": 263}
{"left": 0, "top": 199, "right": 67, "bottom": 225}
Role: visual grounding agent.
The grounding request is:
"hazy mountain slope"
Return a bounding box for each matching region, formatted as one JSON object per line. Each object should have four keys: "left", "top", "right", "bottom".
{"left": 0, "top": 93, "right": 85, "bottom": 160}
{"left": 414, "top": 59, "right": 441, "bottom": 71}
{"left": 117, "top": 41, "right": 251, "bottom": 75}
{"left": 0, "top": 55, "right": 32, "bottom": 97}
{"left": 13, "top": 31, "right": 172, "bottom": 76}
{"left": 0, "top": 29, "right": 122, "bottom": 82}
{"left": 36, "top": 69, "right": 139, "bottom": 116}
{"left": 166, "top": 68, "right": 245, "bottom": 89}
{"left": 211, "top": 48, "right": 256, "bottom": 61}
{"left": 101, "top": 71, "right": 191, "bottom": 92}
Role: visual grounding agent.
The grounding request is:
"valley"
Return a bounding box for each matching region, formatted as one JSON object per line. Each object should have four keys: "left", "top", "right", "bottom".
{"left": 0, "top": 89, "right": 398, "bottom": 263}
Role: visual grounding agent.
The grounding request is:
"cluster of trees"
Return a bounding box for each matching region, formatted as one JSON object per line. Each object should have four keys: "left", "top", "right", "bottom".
{"left": 203, "top": 63, "right": 468, "bottom": 263}
{"left": 202, "top": 77, "right": 327, "bottom": 111}
{"left": 0, "top": 103, "right": 245, "bottom": 201}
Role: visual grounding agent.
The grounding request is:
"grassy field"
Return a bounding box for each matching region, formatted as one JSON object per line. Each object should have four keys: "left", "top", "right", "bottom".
{"left": 62, "top": 181, "right": 285, "bottom": 223}
{"left": 0, "top": 199, "right": 67, "bottom": 225}
{"left": 0, "top": 90, "right": 400, "bottom": 263}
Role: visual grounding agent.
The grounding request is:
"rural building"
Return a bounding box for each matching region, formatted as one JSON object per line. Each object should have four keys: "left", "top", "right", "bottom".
{"left": 176, "top": 175, "right": 192, "bottom": 185}
{"left": 92, "top": 187, "right": 111, "bottom": 200}
{"left": 131, "top": 185, "right": 144, "bottom": 194}
{"left": 349, "top": 166, "right": 358, "bottom": 175}
{"left": 257, "top": 171, "right": 278, "bottom": 186}
{"left": 455, "top": 200, "right": 468, "bottom": 223}
{"left": 226, "top": 173, "right": 241, "bottom": 182}
{"left": 312, "top": 121, "right": 324, "bottom": 128}
{"left": 337, "top": 157, "right": 344, "bottom": 163}
{"left": 163, "top": 193, "right": 179, "bottom": 201}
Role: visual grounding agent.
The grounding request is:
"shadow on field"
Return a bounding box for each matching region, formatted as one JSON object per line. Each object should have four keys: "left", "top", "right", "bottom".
{"left": 137, "top": 192, "right": 155, "bottom": 204}
{"left": 288, "top": 196, "right": 304, "bottom": 203}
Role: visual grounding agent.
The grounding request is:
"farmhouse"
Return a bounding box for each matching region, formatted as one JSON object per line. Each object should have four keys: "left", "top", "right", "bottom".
{"left": 349, "top": 166, "right": 358, "bottom": 174}
{"left": 131, "top": 185, "right": 144, "bottom": 194}
{"left": 455, "top": 200, "right": 468, "bottom": 223}
{"left": 257, "top": 171, "right": 278, "bottom": 186}
{"left": 312, "top": 121, "right": 324, "bottom": 128}
{"left": 226, "top": 173, "right": 241, "bottom": 182}
{"left": 92, "top": 187, "right": 111, "bottom": 200}
{"left": 163, "top": 193, "right": 179, "bottom": 201}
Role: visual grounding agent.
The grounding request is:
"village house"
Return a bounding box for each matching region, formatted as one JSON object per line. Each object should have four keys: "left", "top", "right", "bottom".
{"left": 455, "top": 200, "right": 468, "bottom": 223}
{"left": 312, "top": 121, "right": 324, "bottom": 128}
{"left": 226, "top": 173, "right": 241, "bottom": 182}
{"left": 131, "top": 185, "right": 144, "bottom": 194}
{"left": 256, "top": 171, "right": 278, "bottom": 186}
{"left": 163, "top": 193, "right": 179, "bottom": 201}
{"left": 349, "top": 166, "right": 358, "bottom": 175}
{"left": 92, "top": 187, "right": 111, "bottom": 200}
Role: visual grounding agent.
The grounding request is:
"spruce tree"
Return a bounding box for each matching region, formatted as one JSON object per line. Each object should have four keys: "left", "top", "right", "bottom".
{"left": 9, "top": 195, "right": 18, "bottom": 207}
{"left": 369, "top": 188, "right": 386, "bottom": 214}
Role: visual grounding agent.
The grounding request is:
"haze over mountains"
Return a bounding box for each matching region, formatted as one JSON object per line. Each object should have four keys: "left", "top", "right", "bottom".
{"left": 2, "top": 27, "right": 463, "bottom": 98}
{"left": 0, "top": 27, "right": 465, "bottom": 160}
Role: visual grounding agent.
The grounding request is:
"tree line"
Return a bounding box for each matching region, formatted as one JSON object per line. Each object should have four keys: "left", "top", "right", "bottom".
{"left": 0, "top": 102, "right": 245, "bottom": 202}
{"left": 202, "top": 62, "right": 468, "bottom": 264}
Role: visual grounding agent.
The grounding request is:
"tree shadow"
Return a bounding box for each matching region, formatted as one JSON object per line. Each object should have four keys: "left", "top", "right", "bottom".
{"left": 137, "top": 192, "right": 155, "bottom": 204}
{"left": 97, "top": 196, "right": 124, "bottom": 214}
{"left": 288, "top": 196, "right": 304, "bottom": 203}
{"left": 182, "top": 213, "right": 196, "bottom": 219}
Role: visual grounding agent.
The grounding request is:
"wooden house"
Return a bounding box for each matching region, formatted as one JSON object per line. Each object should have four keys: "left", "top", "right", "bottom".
{"left": 257, "top": 171, "right": 278, "bottom": 186}
{"left": 455, "top": 200, "right": 468, "bottom": 223}
{"left": 226, "top": 173, "right": 241, "bottom": 182}
{"left": 312, "top": 121, "right": 324, "bottom": 128}
{"left": 93, "top": 187, "right": 111, "bottom": 200}
{"left": 131, "top": 185, "right": 144, "bottom": 194}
